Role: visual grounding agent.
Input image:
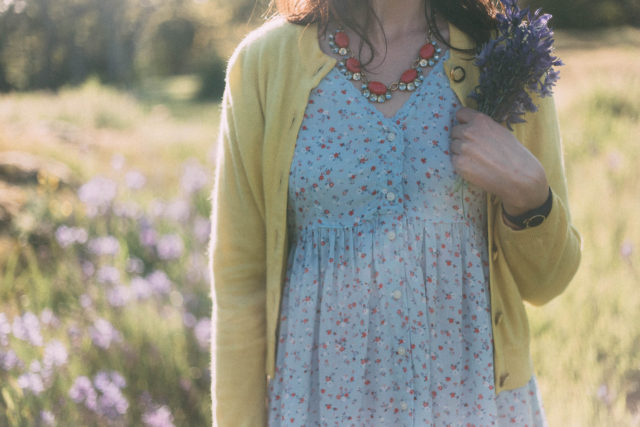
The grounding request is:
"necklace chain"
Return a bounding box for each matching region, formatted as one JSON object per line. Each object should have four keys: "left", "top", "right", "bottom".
{"left": 328, "top": 27, "right": 443, "bottom": 104}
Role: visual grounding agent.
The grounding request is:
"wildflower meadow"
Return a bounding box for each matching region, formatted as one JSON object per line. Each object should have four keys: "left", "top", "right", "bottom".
{"left": 0, "top": 80, "right": 217, "bottom": 425}
{"left": 0, "top": 26, "right": 638, "bottom": 427}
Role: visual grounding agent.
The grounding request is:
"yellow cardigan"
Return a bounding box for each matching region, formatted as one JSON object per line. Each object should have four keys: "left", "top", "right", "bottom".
{"left": 210, "top": 17, "right": 582, "bottom": 427}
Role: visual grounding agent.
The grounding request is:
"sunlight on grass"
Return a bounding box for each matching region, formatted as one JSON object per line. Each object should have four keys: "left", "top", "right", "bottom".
{"left": 526, "top": 27, "right": 640, "bottom": 427}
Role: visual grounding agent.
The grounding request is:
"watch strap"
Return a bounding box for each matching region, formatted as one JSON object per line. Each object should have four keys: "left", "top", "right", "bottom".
{"left": 502, "top": 187, "right": 553, "bottom": 228}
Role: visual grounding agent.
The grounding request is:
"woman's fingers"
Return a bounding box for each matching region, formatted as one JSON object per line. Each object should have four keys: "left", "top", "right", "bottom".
{"left": 450, "top": 123, "right": 469, "bottom": 141}
{"left": 450, "top": 138, "right": 463, "bottom": 155}
{"left": 454, "top": 106, "right": 478, "bottom": 124}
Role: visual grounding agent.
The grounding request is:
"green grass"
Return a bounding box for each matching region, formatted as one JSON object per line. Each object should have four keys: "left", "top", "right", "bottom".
{"left": 526, "top": 27, "right": 640, "bottom": 426}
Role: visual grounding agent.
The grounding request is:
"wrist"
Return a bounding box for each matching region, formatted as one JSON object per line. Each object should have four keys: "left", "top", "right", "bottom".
{"left": 502, "top": 174, "right": 550, "bottom": 217}
{"left": 501, "top": 186, "right": 553, "bottom": 229}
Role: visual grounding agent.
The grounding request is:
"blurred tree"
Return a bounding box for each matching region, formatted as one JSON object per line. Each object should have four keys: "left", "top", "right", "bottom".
{"left": 151, "top": 18, "right": 197, "bottom": 75}
{"left": 524, "top": 0, "right": 640, "bottom": 29}
{"left": 9, "top": 0, "right": 634, "bottom": 95}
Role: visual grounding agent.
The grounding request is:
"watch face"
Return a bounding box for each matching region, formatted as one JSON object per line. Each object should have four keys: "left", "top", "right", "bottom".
{"left": 524, "top": 215, "right": 546, "bottom": 228}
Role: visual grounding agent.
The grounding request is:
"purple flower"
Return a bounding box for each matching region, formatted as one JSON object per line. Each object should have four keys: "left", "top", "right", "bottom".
{"left": 182, "top": 312, "right": 196, "bottom": 328}
{"left": 621, "top": 240, "right": 634, "bottom": 260}
{"left": 156, "top": 234, "right": 184, "bottom": 260}
{"left": 469, "top": 0, "right": 563, "bottom": 129}
{"left": 55, "top": 225, "right": 88, "bottom": 248}
{"left": 107, "top": 285, "right": 131, "bottom": 307}
{"left": 194, "top": 318, "right": 211, "bottom": 350}
{"left": 89, "top": 318, "right": 122, "bottom": 349}
{"left": 113, "top": 201, "right": 143, "bottom": 219}
{"left": 97, "top": 265, "right": 121, "bottom": 285}
{"left": 80, "top": 293, "right": 93, "bottom": 309}
{"left": 94, "top": 371, "right": 128, "bottom": 419}
{"left": 69, "top": 376, "right": 98, "bottom": 411}
{"left": 40, "top": 308, "right": 60, "bottom": 327}
{"left": 12, "top": 311, "right": 43, "bottom": 347}
{"left": 130, "top": 276, "right": 152, "bottom": 300}
{"left": 0, "top": 348, "right": 21, "bottom": 370}
{"left": 67, "top": 324, "right": 83, "bottom": 344}
{"left": 140, "top": 226, "right": 158, "bottom": 247}
{"left": 597, "top": 383, "right": 613, "bottom": 405}
{"left": 78, "top": 176, "right": 118, "bottom": 216}
{"left": 125, "top": 170, "right": 146, "bottom": 190}
{"left": 147, "top": 270, "right": 172, "bottom": 295}
{"left": 94, "top": 371, "right": 127, "bottom": 390}
{"left": 148, "top": 199, "right": 166, "bottom": 220}
{"left": 42, "top": 340, "right": 67, "bottom": 382}
{"left": 40, "top": 411, "right": 55, "bottom": 426}
{"left": 165, "top": 199, "right": 191, "bottom": 223}
{"left": 43, "top": 340, "right": 68, "bottom": 369}
{"left": 17, "top": 371, "right": 44, "bottom": 395}
{"left": 88, "top": 236, "right": 120, "bottom": 256}
{"left": 82, "top": 260, "right": 95, "bottom": 277}
{"left": 143, "top": 405, "right": 176, "bottom": 427}
{"left": 181, "top": 159, "right": 209, "bottom": 194}
{"left": 0, "top": 313, "right": 10, "bottom": 346}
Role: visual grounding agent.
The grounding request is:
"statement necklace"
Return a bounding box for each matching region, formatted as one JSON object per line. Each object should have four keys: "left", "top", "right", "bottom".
{"left": 329, "top": 27, "right": 443, "bottom": 104}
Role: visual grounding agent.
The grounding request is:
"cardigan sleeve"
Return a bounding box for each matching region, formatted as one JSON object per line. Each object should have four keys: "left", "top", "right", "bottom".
{"left": 494, "top": 93, "right": 582, "bottom": 306}
{"left": 210, "top": 40, "right": 268, "bottom": 427}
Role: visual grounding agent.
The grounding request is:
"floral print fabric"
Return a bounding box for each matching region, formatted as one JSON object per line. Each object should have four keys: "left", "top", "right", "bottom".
{"left": 267, "top": 52, "right": 547, "bottom": 427}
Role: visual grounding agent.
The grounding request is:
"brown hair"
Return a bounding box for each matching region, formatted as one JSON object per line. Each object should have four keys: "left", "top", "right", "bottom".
{"left": 270, "top": 0, "right": 497, "bottom": 64}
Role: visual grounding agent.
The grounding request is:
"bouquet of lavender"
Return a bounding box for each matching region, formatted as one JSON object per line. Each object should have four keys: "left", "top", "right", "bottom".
{"left": 469, "top": 0, "right": 563, "bottom": 129}
{"left": 454, "top": 0, "right": 562, "bottom": 200}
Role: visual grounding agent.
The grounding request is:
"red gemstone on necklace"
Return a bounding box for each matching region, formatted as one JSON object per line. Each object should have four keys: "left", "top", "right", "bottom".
{"left": 368, "top": 81, "right": 387, "bottom": 95}
{"left": 334, "top": 31, "right": 349, "bottom": 48}
{"left": 400, "top": 69, "right": 418, "bottom": 83}
{"left": 420, "top": 43, "right": 435, "bottom": 59}
{"left": 346, "top": 58, "right": 361, "bottom": 73}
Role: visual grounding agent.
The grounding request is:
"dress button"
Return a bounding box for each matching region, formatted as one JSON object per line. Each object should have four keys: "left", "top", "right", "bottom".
{"left": 392, "top": 290, "right": 402, "bottom": 300}
{"left": 386, "top": 192, "right": 396, "bottom": 201}
{"left": 387, "top": 132, "right": 396, "bottom": 141}
{"left": 396, "top": 346, "right": 406, "bottom": 356}
{"left": 387, "top": 231, "right": 396, "bottom": 241}
{"left": 499, "top": 372, "right": 510, "bottom": 387}
{"left": 400, "top": 401, "right": 408, "bottom": 411}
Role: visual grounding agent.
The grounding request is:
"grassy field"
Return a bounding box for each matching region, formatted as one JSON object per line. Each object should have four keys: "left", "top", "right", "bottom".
{"left": 0, "top": 27, "right": 639, "bottom": 426}
{"left": 527, "top": 27, "right": 640, "bottom": 426}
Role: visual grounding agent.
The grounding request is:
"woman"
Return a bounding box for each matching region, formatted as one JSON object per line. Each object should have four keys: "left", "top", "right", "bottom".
{"left": 210, "top": 0, "right": 582, "bottom": 425}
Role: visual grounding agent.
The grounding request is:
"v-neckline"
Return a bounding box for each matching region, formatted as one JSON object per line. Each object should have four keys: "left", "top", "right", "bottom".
{"left": 333, "top": 49, "right": 450, "bottom": 124}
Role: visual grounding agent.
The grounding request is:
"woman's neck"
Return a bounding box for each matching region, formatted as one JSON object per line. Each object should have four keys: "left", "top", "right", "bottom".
{"left": 367, "top": 0, "right": 430, "bottom": 44}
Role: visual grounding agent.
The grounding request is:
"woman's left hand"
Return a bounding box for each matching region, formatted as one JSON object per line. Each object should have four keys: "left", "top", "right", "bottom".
{"left": 450, "top": 107, "right": 549, "bottom": 217}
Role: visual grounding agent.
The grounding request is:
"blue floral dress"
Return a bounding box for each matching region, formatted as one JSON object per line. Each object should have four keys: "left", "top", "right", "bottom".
{"left": 267, "top": 52, "right": 547, "bottom": 427}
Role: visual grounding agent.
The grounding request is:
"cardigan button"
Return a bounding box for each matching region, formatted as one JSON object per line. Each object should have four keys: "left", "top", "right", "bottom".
{"left": 499, "top": 372, "right": 510, "bottom": 387}
{"left": 491, "top": 243, "right": 499, "bottom": 261}
{"left": 494, "top": 311, "right": 503, "bottom": 326}
{"left": 450, "top": 66, "right": 466, "bottom": 83}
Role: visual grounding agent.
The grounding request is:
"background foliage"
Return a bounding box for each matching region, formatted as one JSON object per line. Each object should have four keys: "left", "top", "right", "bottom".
{"left": 0, "top": 0, "right": 268, "bottom": 95}
{"left": 0, "top": 0, "right": 638, "bottom": 94}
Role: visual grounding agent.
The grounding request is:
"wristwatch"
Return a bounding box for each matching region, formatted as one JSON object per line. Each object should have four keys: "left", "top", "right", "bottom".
{"left": 501, "top": 187, "right": 553, "bottom": 229}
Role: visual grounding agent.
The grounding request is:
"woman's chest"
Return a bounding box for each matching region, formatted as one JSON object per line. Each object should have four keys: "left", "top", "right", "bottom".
{"left": 287, "top": 63, "right": 487, "bottom": 228}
